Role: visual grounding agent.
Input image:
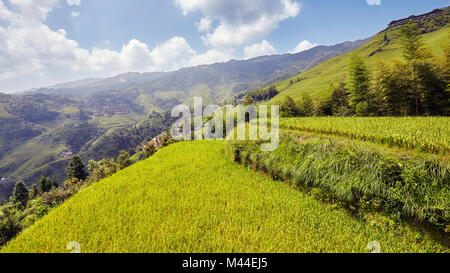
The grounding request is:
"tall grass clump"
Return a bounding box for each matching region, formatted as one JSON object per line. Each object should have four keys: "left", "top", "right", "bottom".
{"left": 227, "top": 133, "right": 449, "bottom": 231}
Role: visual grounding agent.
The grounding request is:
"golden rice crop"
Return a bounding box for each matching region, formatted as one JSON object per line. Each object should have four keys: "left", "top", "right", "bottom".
{"left": 280, "top": 117, "right": 450, "bottom": 154}
{"left": 1, "top": 141, "right": 446, "bottom": 253}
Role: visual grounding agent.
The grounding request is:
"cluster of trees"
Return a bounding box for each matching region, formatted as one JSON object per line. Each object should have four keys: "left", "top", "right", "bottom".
{"left": 280, "top": 94, "right": 316, "bottom": 117}
{"left": 0, "top": 151, "right": 123, "bottom": 246}
{"left": 241, "top": 86, "right": 279, "bottom": 105}
{"left": 87, "top": 150, "right": 132, "bottom": 183}
{"left": 142, "top": 132, "right": 175, "bottom": 159}
{"left": 281, "top": 23, "right": 449, "bottom": 117}
{"left": 39, "top": 176, "right": 58, "bottom": 194}
{"left": 374, "top": 24, "right": 449, "bottom": 116}
{"left": 0, "top": 176, "right": 61, "bottom": 245}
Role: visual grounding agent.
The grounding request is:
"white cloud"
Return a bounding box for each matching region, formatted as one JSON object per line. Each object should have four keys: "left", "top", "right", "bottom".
{"left": 0, "top": 72, "right": 19, "bottom": 81}
{"left": 289, "top": 40, "right": 317, "bottom": 54}
{"left": 175, "top": 0, "right": 301, "bottom": 49}
{"left": 366, "top": 0, "right": 381, "bottom": 6}
{"left": 7, "top": 0, "right": 59, "bottom": 21}
{"left": 67, "top": 0, "right": 81, "bottom": 6}
{"left": 196, "top": 17, "right": 212, "bottom": 32}
{"left": 244, "top": 40, "right": 276, "bottom": 59}
{"left": 1, "top": 0, "right": 312, "bottom": 92}
{"left": 0, "top": 0, "right": 237, "bottom": 91}
{"left": 187, "top": 49, "right": 233, "bottom": 67}
{"left": 149, "top": 37, "right": 197, "bottom": 71}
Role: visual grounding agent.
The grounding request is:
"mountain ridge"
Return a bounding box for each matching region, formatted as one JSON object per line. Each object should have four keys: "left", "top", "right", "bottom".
{"left": 20, "top": 38, "right": 370, "bottom": 99}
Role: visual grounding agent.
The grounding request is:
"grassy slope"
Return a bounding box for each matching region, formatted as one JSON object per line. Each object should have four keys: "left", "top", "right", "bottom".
{"left": 2, "top": 141, "right": 446, "bottom": 253}
{"left": 269, "top": 26, "right": 449, "bottom": 103}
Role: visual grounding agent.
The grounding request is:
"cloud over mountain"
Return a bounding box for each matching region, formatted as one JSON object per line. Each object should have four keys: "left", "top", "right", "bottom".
{"left": 175, "top": 0, "right": 301, "bottom": 48}
{"left": 0, "top": 0, "right": 233, "bottom": 91}
{"left": 244, "top": 40, "right": 277, "bottom": 59}
{"left": 289, "top": 40, "right": 317, "bottom": 54}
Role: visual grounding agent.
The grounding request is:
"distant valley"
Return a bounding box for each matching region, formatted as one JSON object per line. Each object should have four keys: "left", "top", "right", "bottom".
{"left": 0, "top": 38, "right": 367, "bottom": 201}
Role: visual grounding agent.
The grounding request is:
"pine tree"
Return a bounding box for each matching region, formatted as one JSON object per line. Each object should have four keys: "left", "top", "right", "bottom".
{"left": 13, "top": 180, "right": 29, "bottom": 208}
{"left": 39, "top": 175, "right": 53, "bottom": 193}
{"left": 400, "top": 22, "right": 427, "bottom": 115}
{"left": 401, "top": 23, "right": 426, "bottom": 62}
{"left": 39, "top": 176, "right": 47, "bottom": 193}
{"left": 348, "top": 54, "right": 372, "bottom": 115}
{"left": 66, "top": 155, "right": 88, "bottom": 181}
{"left": 301, "top": 94, "right": 314, "bottom": 116}
{"left": 375, "top": 59, "right": 413, "bottom": 116}
{"left": 329, "top": 83, "right": 350, "bottom": 116}
{"left": 416, "top": 61, "right": 448, "bottom": 116}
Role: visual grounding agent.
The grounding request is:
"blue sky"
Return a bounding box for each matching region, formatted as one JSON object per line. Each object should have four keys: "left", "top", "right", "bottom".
{"left": 0, "top": 0, "right": 449, "bottom": 92}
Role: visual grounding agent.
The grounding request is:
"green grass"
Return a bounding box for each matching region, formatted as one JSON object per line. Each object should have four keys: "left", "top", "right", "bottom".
{"left": 269, "top": 26, "right": 450, "bottom": 103}
{"left": 279, "top": 117, "right": 450, "bottom": 154}
{"left": 0, "top": 104, "right": 13, "bottom": 118}
{"left": 229, "top": 130, "right": 449, "bottom": 229}
{"left": 2, "top": 141, "right": 447, "bottom": 253}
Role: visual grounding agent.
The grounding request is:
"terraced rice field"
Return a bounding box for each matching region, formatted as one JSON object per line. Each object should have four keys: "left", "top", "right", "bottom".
{"left": 280, "top": 117, "right": 450, "bottom": 154}
{"left": 2, "top": 141, "right": 446, "bottom": 253}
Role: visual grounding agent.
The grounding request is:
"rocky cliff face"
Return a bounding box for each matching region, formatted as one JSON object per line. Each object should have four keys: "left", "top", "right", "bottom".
{"left": 387, "top": 7, "right": 449, "bottom": 29}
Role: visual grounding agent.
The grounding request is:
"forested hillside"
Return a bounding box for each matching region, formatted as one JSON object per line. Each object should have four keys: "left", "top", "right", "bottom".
{"left": 263, "top": 9, "right": 449, "bottom": 111}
